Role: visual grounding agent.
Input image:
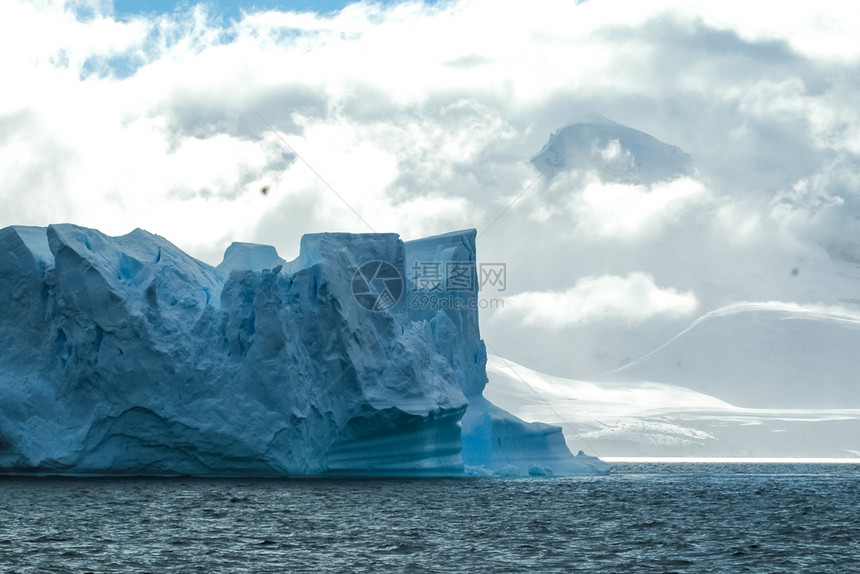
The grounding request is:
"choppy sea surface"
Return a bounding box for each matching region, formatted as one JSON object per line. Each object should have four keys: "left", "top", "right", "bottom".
{"left": 1, "top": 463, "right": 859, "bottom": 573}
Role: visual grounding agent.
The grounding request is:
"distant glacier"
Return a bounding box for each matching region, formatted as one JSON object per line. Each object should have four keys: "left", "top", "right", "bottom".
{"left": 0, "top": 224, "right": 607, "bottom": 477}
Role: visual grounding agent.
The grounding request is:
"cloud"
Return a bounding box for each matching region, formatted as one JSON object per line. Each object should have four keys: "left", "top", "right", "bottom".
{"left": 2, "top": 0, "right": 860, "bottom": 384}
{"left": 576, "top": 177, "right": 707, "bottom": 240}
{"left": 540, "top": 175, "right": 708, "bottom": 241}
{"left": 499, "top": 272, "right": 699, "bottom": 329}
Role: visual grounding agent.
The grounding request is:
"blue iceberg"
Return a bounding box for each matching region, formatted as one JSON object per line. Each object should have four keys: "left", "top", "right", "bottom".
{"left": 0, "top": 224, "right": 607, "bottom": 477}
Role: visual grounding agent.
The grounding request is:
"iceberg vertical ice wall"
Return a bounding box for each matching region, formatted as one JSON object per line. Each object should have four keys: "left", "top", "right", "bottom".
{"left": 405, "top": 231, "right": 608, "bottom": 476}
{"left": 0, "top": 224, "right": 606, "bottom": 476}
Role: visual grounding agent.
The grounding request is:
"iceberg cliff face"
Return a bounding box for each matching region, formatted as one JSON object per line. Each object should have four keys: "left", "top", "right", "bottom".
{"left": 0, "top": 224, "right": 606, "bottom": 477}
{"left": 403, "top": 231, "right": 608, "bottom": 476}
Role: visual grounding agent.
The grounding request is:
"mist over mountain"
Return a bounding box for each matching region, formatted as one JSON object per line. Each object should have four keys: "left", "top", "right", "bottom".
{"left": 532, "top": 118, "right": 692, "bottom": 184}
{"left": 481, "top": 117, "right": 860, "bottom": 458}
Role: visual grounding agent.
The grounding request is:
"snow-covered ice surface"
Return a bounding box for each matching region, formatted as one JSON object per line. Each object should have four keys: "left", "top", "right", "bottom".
{"left": 0, "top": 224, "right": 606, "bottom": 477}
{"left": 599, "top": 302, "right": 860, "bottom": 408}
{"left": 484, "top": 303, "right": 860, "bottom": 459}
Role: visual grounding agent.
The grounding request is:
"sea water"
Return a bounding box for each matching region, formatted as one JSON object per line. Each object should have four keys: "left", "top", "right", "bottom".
{"left": 1, "top": 463, "right": 858, "bottom": 573}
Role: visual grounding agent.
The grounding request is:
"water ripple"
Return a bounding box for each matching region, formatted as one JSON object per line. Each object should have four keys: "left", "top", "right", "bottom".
{"left": 0, "top": 464, "right": 858, "bottom": 572}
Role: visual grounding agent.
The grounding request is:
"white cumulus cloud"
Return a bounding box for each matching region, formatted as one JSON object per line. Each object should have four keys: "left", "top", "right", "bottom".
{"left": 572, "top": 176, "right": 707, "bottom": 240}
{"left": 500, "top": 272, "right": 700, "bottom": 329}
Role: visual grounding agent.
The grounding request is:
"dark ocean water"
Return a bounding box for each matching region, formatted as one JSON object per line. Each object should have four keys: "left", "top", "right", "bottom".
{"left": 1, "top": 463, "right": 859, "bottom": 573}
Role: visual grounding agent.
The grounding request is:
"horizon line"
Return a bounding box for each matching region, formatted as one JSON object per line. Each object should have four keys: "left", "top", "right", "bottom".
{"left": 603, "top": 457, "right": 860, "bottom": 464}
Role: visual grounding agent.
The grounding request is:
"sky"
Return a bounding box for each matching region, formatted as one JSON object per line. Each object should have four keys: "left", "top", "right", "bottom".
{"left": 112, "top": 0, "right": 396, "bottom": 19}
{"left": 3, "top": 0, "right": 860, "bottom": 408}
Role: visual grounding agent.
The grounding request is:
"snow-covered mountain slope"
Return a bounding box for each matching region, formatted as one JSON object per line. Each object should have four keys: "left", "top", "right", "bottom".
{"left": 597, "top": 303, "right": 860, "bottom": 409}
{"left": 509, "top": 117, "right": 860, "bottom": 395}
{"left": 485, "top": 353, "right": 860, "bottom": 459}
{"left": 0, "top": 224, "right": 606, "bottom": 477}
{"left": 531, "top": 117, "right": 691, "bottom": 184}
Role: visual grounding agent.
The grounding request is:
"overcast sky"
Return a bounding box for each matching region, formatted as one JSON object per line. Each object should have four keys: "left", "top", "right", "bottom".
{"left": 3, "top": 0, "right": 860, "bottom": 387}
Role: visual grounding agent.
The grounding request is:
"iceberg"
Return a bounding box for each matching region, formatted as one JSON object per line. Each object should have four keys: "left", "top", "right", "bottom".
{"left": 0, "top": 224, "right": 606, "bottom": 477}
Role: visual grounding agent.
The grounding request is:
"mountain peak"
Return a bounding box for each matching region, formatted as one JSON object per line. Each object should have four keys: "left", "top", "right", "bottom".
{"left": 532, "top": 118, "right": 691, "bottom": 184}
